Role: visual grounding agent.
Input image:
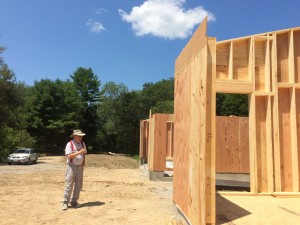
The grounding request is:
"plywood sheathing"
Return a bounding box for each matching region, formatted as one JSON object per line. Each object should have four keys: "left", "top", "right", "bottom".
{"left": 166, "top": 121, "right": 174, "bottom": 160}
{"left": 216, "top": 116, "right": 249, "bottom": 174}
{"left": 148, "top": 114, "right": 174, "bottom": 172}
{"left": 173, "top": 18, "right": 216, "bottom": 225}
{"left": 139, "top": 120, "right": 149, "bottom": 165}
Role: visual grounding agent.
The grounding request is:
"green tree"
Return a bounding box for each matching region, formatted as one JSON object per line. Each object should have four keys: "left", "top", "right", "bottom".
{"left": 97, "top": 82, "right": 128, "bottom": 152}
{"left": 115, "top": 91, "right": 142, "bottom": 155}
{"left": 98, "top": 81, "right": 142, "bottom": 155}
{"left": 26, "top": 79, "right": 80, "bottom": 154}
{"left": 140, "top": 77, "right": 174, "bottom": 117}
{"left": 70, "top": 67, "right": 101, "bottom": 151}
{"left": 217, "top": 94, "right": 248, "bottom": 116}
{"left": 151, "top": 100, "right": 174, "bottom": 114}
{"left": 0, "top": 48, "right": 29, "bottom": 161}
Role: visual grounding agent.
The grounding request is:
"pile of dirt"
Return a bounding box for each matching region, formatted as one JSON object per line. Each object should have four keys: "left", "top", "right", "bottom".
{"left": 85, "top": 153, "right": 139, "bottom": 169}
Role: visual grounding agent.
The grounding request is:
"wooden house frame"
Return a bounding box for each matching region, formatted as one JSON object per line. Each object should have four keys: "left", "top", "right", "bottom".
{"left": 139, "top": 113, "right": 174, "bottom": 180}
{"left": 173, "top": 18, "right": 300, "bottom": 225}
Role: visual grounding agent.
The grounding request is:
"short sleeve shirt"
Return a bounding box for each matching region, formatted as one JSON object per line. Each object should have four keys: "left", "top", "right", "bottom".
{"left": 65, "top": 140, "right": 86, "bottom": 165}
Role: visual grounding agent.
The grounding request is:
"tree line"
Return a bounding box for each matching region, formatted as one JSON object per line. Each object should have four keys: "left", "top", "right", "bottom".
{"left": 0, "top": 47, "right": 247, "bottom": 162}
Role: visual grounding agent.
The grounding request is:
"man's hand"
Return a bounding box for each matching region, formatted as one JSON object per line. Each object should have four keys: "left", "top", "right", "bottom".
{"left": 67, "top": 149, "right": 86, "bottom": 159}
{"left": 78, "top": 149, "right": 85, "bottom": 154}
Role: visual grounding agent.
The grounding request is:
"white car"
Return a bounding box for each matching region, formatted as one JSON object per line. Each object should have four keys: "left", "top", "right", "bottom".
{"left": 7, "top": 148, "right": 38, "bottom": 165}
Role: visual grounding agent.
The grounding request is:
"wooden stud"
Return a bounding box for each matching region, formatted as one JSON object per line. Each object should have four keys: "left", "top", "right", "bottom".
{"left": 266, "top": 95, "right": 274, "bottom": 192}
{"left": 289, "top": 31, "right": 295, "bottom": 83}
{"left": 216, "top": 80, "right": 253, "bottom": 93}
{"left": 229, "top": 41, "right": 233, "bottom": 80}
{"left": 249, "top": 93, "right": 257, "bottom": 193}
{"left": 290, "top": 87, "right": 299, "bottom": 191}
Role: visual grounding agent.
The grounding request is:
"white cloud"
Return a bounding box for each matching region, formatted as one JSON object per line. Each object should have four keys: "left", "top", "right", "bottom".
{"left": 95, "top": 8, "right": 107, "bottom": 15}
{"left": 118, "top": 0, "right": 215, "bottom": 40}
{"left": 86, "top": 20, "right": 106, "bottom": 33}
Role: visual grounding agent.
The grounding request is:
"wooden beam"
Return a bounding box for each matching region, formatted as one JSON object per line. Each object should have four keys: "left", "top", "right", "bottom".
{"left": 266, "top": 96, "right": 274, "bottom": 192}
{"left": 205, "top": 37, "right": 216, "bottom": 224}
{"left": 265, "top": 35, "right": 271, "bottom": 92}
{"left": 272, "top": 34, "right": 282, "bottom": 192}
{"left": 290, "top": 88, "right": 299, "bottom": 191}
{"left": 249, "top": 93, "right": 257, "bottom": 193}
{"left": 229, "top": 41, "right": 233, "bottom": 80}
{"left": 289, "top": 31, "right": 295, "bottom": 83}
{"left": 216, "top": 80, "right": 253, "bottom": 93}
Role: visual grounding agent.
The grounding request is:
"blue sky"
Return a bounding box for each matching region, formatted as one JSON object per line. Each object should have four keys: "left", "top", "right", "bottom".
{"left": 1, "top": 0, "right": 299, "bottom": 90}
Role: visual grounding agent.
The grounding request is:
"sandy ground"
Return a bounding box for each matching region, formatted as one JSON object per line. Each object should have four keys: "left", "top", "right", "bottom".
{"left": 1, "top": 154, "right": 300, "bottom": 225}
{"left": 0, "top": 154, "right": 174, "bottom": 225}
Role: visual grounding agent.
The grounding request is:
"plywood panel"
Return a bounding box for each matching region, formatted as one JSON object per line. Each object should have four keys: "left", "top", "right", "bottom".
{"left": 294, "top": 31, "right": 300, "bottom": 83}
{"left": 255, "top": 96, "right": 268, "bottom": 192}
{"left": 240, "top": 117, "right": 250, "bottom": 173}
{"left": 216, "top": 116, "right": 250, "bottom": 174}
{"left": 233, "top": 40, "right": 250, "bottom": 80}
{"left": 139, "top": 120, "right": 148, "bottom": 161}
{"left": 174, "top": 18, "right": 216, "bottom": 225}
{"left": 216, "top": 116, "right": 226, "bottom": 171}
{"left": 139, "top": 120, "right": 144, "bottom": 160}
{"left": 226, "top": 117, "right": 240, "bottom": 172}
{"left": 151, "top": 114, "right": 172, "bottom": 171}
{"left": 277, "top": 33, "right": 289, "bottom": 83}
{"left": 148, "top": 115, "right": 155, "bottom": 171}
{"left": 278, "top": 88, "right": 293, "bottom": 191}
{"left": 166, "top": 121, "right": 174, "bottom": 159}
{"left": 174, "top": 63, "right": 191, "bottom": 218}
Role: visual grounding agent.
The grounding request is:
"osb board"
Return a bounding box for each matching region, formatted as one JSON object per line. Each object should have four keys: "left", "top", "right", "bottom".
{"left": 216, "top": 116, "right": 249, "bottom": 174}
{"left": 174, "top": 18, "right": 216, "bottom": 225}
{"left": 278, "top": 88, "right": 293, "bottom": 191}
{"left": 149, "top": 114, "right": 173, "bottom": 172}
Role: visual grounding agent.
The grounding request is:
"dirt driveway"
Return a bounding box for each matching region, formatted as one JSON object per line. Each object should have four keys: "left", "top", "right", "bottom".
{"left": 0, "top": 154, "right": 174, "bottom": 225}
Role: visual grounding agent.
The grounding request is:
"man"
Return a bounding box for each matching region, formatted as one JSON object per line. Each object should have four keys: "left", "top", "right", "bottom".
{"left": 62, "top": 129, "right": 87, "bottom": 210}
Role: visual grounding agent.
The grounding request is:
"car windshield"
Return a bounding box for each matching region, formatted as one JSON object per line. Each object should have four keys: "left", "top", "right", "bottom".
{"left": 14, "top": 149, "right": 30, "bottom": 154}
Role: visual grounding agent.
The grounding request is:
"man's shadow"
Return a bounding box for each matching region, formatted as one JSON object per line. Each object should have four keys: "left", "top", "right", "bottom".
{"left": 80, "top": 201, "right": 105, "bottom": 208}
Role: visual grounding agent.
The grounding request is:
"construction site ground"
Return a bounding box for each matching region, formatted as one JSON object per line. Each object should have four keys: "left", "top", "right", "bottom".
{"left": 0, "top": 154, "right": 300, "bottom": 225}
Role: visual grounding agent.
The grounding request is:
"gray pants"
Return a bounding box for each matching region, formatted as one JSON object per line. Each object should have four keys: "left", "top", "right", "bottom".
{"left": 63, "top": 163, "right": 84, "bottom": 203}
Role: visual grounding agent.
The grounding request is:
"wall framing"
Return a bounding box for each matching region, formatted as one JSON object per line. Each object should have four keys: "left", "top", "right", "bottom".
{"left": 173, "top": 18, "right": 300, "bottom": 225}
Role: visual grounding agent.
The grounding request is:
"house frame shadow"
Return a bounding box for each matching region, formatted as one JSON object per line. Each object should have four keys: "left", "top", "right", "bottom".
{"left": 216, "top": 194, "right": 251, "bottom": 225}
{"left": 79, "top": 201, "right": 105, "bottom": 208}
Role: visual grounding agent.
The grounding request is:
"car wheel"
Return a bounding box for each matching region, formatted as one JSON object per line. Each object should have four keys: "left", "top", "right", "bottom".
{"left": 27, "top": 159, "right": 30, "bottom": 165}
{"left": 34, "top": 158, "right": 38, "bottom": 164}
{"left": 7, "top": 162, "right": 12, "bottom": 165}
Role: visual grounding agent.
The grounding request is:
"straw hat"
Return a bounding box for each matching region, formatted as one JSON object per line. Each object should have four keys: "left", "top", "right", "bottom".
{"left": 72, "top": 130, "right": 86, "bottom": 137}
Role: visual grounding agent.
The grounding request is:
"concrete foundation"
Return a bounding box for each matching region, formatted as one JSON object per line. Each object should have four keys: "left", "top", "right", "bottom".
{"left": 216, "top": 173, "right": 250, "bottom": 191}
{"left": 149, "top": 171, "right": 164, "bottom": 180}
